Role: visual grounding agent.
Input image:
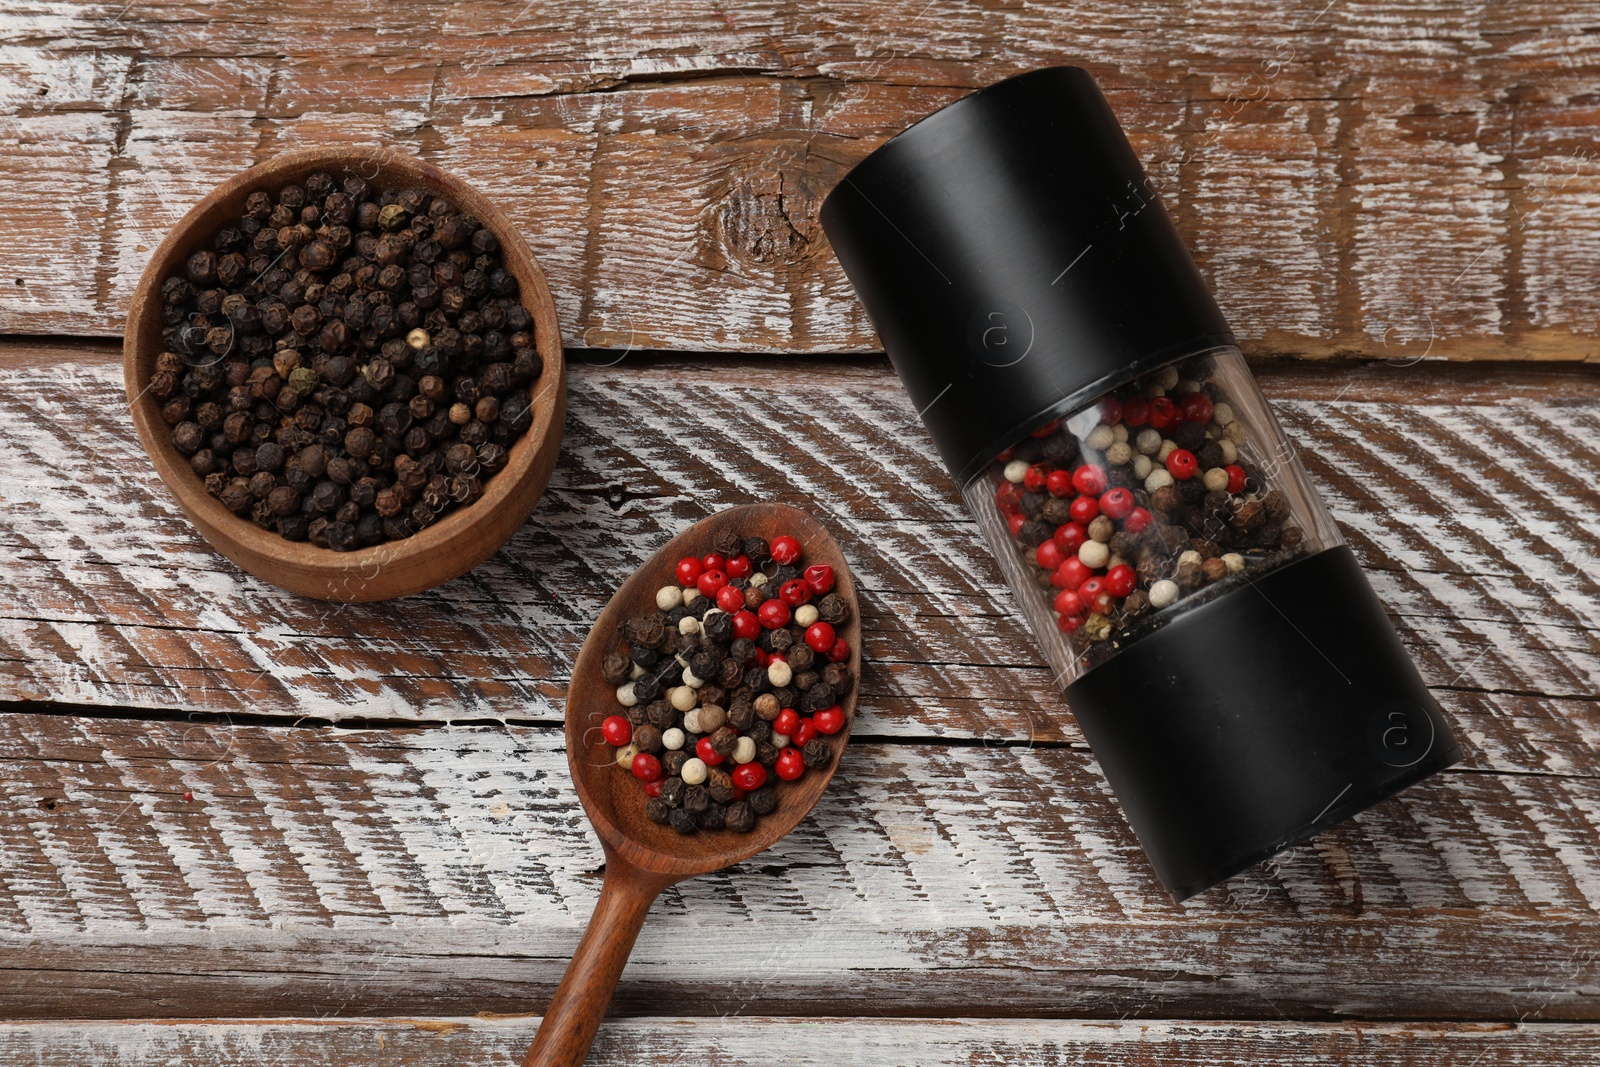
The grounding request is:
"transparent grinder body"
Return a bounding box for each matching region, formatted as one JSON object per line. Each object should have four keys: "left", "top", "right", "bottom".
{"left": 965, "top": 345, "right": 1340, "bottom": 689}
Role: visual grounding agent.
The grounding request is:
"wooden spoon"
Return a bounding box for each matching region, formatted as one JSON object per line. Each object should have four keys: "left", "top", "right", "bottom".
{"left": 523, "top": 503, "right": 861, "bottom": 1067}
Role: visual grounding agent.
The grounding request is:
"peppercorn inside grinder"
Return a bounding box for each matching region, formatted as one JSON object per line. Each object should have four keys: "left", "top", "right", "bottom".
{"left": 819, "top": 65, "right": 1461, "bottom": 903}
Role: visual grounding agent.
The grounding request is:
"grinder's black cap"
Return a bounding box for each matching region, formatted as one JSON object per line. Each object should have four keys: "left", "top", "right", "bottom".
{"left": 820, "top": 65, "right": 1235, "bottom": 486}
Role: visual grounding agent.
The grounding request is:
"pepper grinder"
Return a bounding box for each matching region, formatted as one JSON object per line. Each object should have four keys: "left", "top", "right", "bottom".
{"left": 819, "top": 65, "right": 1462, "bottom": 902}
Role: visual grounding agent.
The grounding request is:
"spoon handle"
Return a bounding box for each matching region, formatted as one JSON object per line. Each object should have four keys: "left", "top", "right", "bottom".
{"left": 523, "top": 855, "right": 673, "bottom": 1067}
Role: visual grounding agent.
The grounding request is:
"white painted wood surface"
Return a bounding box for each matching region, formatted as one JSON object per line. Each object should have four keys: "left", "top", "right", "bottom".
{"left": 2, "top": 1016, "right": 1596, "bottom": 1066}
{"left": 0, "top": 708, "right": 1596, "bottom": 1017}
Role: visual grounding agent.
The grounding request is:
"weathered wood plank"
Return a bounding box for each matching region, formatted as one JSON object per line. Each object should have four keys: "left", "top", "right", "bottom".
{"left": 0, "top": 712, "right": 1597, "bottom": 1019}
{"left": 0, "top": 2, "right": 1597, "bottom": 358}
{"left": 0, "top": 341, "right": 1596, "bottom": 785}
{"left": 2, "top": 1016, "right": 1596, "bottom": 1066}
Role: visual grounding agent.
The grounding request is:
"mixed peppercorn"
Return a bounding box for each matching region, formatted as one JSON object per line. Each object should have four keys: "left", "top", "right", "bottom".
{"left": 150, "top": 171, "right": 544, "bottom": 549}
{"left": 991, "top": 353, "right": 1306, "bottom": 665}
{"left": 599, "top": 527, "right": 853, "bottom": 834}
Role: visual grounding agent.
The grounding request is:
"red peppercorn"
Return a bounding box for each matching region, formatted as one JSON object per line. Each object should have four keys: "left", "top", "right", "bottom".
{"left": 750, "top": 648, "right": 770, "bottom": 668}
{"left": 780, "top": 578, "right": 812, "bottom": 606}
{"left": 805, "top": 621, "right": 836, "bottom": 653}
{"left": 803, "top": 564, "right": 835, "bottom": 595}
{"left": 716, "top": 585, "right": 745, "bottom": 613}
{"left": 726, "top": 554, "right": 753, "bottom": 579}
{"left": 1124, "top": 507, "right": 1152, "bottom": 534}
{"left": 774, "top": 747, "right": 805, "bottom": 781}
{"left": 1045, "top": 469, "right": 1073, "bottom": 498}
{"left": 792, "top": 719, "right": 818, "bottom": 746}
{"left": 1069, "top": 495, "right": 1099, "bottom": 524}
{"left": 1035, "top": 539, "right": 1064, "bottom": 571}
{"left": 697, "top": 569, "right": 729, "bottom": 597}
{"left": 631, "top": 753, "right": 662, "bottom": 782}
{"left": 996, "top": 445, "right": 1016, "bottom": 462}
{"left": 773, "top": 708, "right": 800, "bottom": 737}
{"left": 1053, "top": 588, "right": 1083, "bottom": 616}
{"left": 1071, "top": 464, "right": 1108, "bottom": 496}
{"left": 827, "top": 638, "right": 849, "bottom": 663}
{"left": 1024, "top": 464, "right": 1049, "bottom": 492}
{"left": 1180, "top": 392, "right": 1213, "bottom": 425}
{"left": 1148, "top": 396, "right": 1178, "bottom": 430}
{"left": 1101, "top": 397, "right": 1123, "bottom": 425}
{"left": 1079, "top": 576, "right": 1106, "bottom": 602}
{"left": 1225, "top": 464, "right": 1247, "bottom": 493}
{"left": 814, "top": 706, "right": 845, "bottom": 735}
{"left": 601, "top": 715, "right": 632, "bottom": 747}
{"left": 644, "top": 779, "right": 664, "bottom": 798}
{"left": 770, "top": 535, "right": 801, "bottom": 565}
{"left": 1057, "top": 612, "right": 1083, "bottom": 633}
{"left": 995, "top": 481, "right": 1022, "bottom": 512}
{"left": 1166, "top": 449, "right": 1197, "bottom": 480}
{"left": 723, "top": 615, "right": 755, "bottom": 646}
{"left": 1105, "top": 564, "right": 1136, "bottom": 597}
{"left": 1122, "top": 395, "right": 1149, "bottom": 427}
{"left": 1054, "top": 558, "right": 1091, "bottom": 589}
{"left": 1099, "top": 487, "right": 1135, "bottom": 520}
{"left": 1030, "top": 417, "right": 1061, "bottom": 438}
{"left": 702, "top": 552, "right": 727, "bottom": 573}
{"left": 1092, "top": 591, "right": 1116, "bottom": 615}
{"left": 731, "top": 763, "right": 767, "bottom": 791}
{"left": 696, "top": 736, "right": 725, "bottom": 766}
{"left": 1053, "top": 522, "right": 1087, "bottom": 555}
{"left": 757, "top": 599, "right": 791, "bottom": 629}
{"left": 1007, "top": 512, "right": 1026, "bottom": 536}
{"left": 675, "top": 557, "right": 703, "bottom": 586}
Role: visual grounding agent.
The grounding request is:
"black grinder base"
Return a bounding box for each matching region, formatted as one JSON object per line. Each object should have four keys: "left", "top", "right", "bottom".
{"left": 1066, "top": 545, "right": 1462, "bottom": 901}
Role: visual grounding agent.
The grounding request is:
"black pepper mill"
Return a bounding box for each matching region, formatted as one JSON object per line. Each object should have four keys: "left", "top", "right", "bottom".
{"left": 819, "top": 65, "right": 1462, "bottom": 902}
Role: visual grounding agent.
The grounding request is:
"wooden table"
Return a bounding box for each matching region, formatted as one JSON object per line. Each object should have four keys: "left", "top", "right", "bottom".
{"left": 3, "top": 3, "right": 1599, "bottom": 1064}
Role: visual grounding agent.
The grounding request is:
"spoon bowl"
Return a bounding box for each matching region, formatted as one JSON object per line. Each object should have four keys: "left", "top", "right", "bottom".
{"left": 524, "top": 503, "right": 860, "bottom": 1067}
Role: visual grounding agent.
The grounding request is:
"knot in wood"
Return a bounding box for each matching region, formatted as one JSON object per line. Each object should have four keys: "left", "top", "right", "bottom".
{"left": 716, "top": 168, "right": 814, "bottom": 267}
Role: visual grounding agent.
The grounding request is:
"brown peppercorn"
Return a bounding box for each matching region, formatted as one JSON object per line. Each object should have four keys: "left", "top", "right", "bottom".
{"left": 820, "top": 663, "right": 853, "bottom": 693}
{"left": 681, "top": 784, "right": 710, "bottom": 815}
{"left": 707, "top": 768, "right": 740, "bottom": 804}
{"left": 753, "top": 694, "right": 780, "bottom": 721}
{"left": 708, "top": 725, "right": 738, "bottom": 758}
{"left": 816, "top": 594, "right": 849, "bottom": 625}
{"left": 748, "top": 786, "right": 777, "bottom": 815}
{"left": 1201, "top": 557, "right": 1228, "bottom": 583}
{"left": 1151, "top": 484, "right": 1183, "bottom": 515}
{"left": 727, "top": 701, "right": 755, "bottom": 731}
{"left": 634, "top": 725, "right": 664, "bottom": 755}
{"left": 725, "top": 800, "right": 755, "bottom": 833}
{"left": 802, "top": 738, "right": 832, "bottom": 769}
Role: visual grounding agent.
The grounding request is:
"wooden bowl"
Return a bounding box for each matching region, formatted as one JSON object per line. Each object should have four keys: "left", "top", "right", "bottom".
{"left": 123, "top": 147, "right": 567, "bottom": 602}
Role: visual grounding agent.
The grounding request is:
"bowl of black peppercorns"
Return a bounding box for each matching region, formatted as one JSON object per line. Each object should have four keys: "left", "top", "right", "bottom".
{"left": 124, "top": 147, "right": 567, "bottom": 601}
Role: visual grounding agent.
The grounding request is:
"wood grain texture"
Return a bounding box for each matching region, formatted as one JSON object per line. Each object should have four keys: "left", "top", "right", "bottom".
{"left": 0, "top": 712, "right": 1598, "bottom": 1020}
{"left": 0, "top": 340, "right": 1596, "bottom": 775}
{"left": 3, "top": 1016, "right": 1599, "bottom": 1066}
{"left": 0, "top": 2, "right": 1597, "bottom": 359}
